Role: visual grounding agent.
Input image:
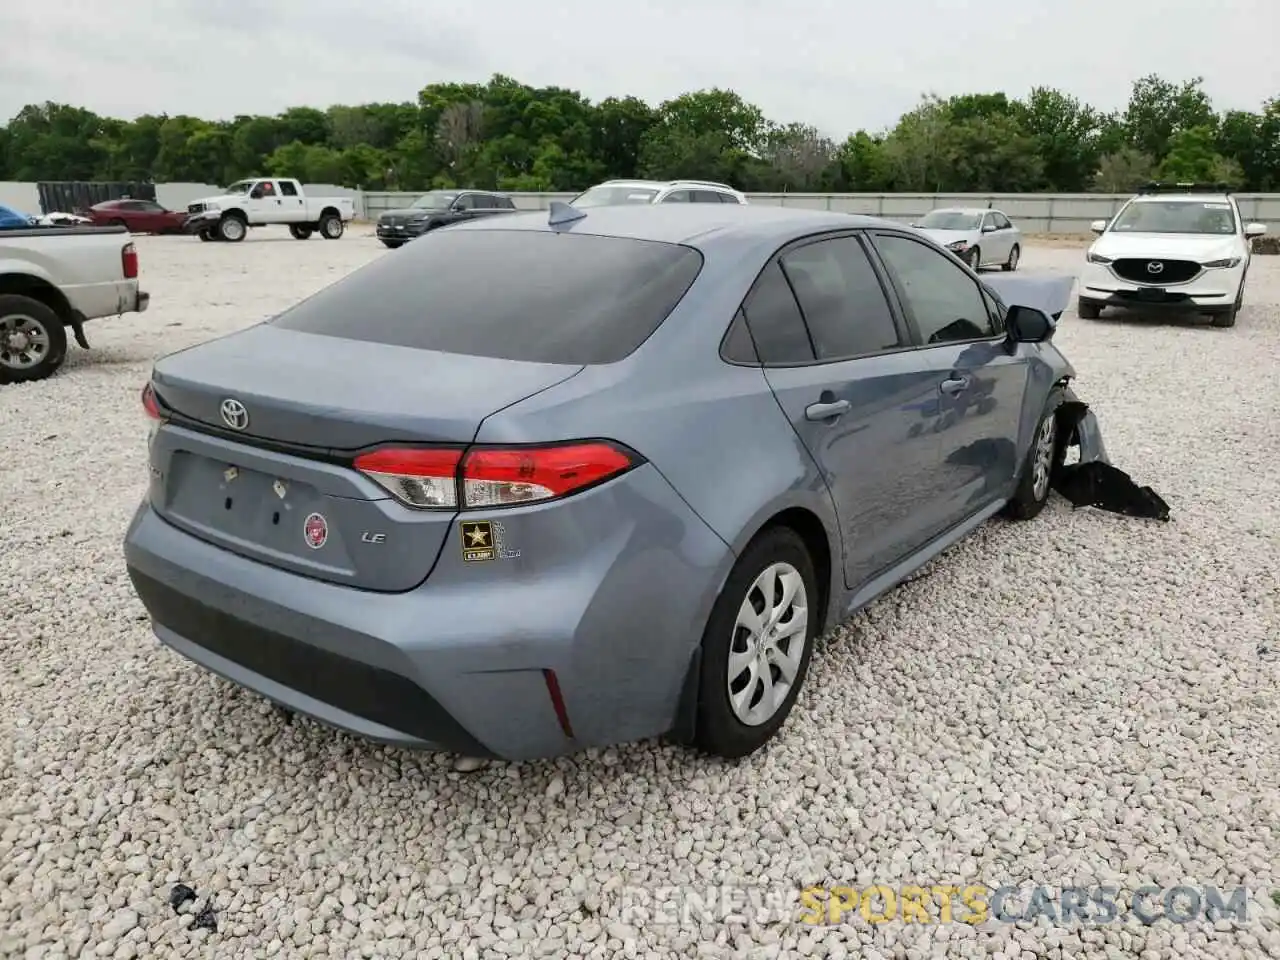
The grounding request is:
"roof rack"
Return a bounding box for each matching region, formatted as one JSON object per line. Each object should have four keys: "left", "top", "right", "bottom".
{"left": 1136, "top": 181, "right": 1232, "bottom": 196}
{"left": 675, "top": 179, "right": 736, "bottom": 191}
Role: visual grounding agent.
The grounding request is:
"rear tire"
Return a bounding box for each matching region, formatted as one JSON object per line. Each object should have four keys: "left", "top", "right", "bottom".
{"left": 218, "top": 215, "right": 247, "bottom": 243}
{"left": 108, "top": 218, "right": 126, "bottom": 228}
{"left": 1004, "top": 392, "right": 1065, "bottom": 521}
{"left": 0, "top": 295, "right": 68, "bottom": 385}
{"left": 693, "top": 526, "right": 819, "bottom": 759}
{"left": 1077, "top": 299, "right": 1102, "bottom": 320}
{"left": 1002, "top": 244, "right": 1020, "bottom": 272}
{"left": 319, "top": 213, "right": 344, "bottom": 239}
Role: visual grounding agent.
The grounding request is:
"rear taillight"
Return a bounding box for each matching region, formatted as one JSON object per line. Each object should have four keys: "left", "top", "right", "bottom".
{"left": 353, "top": 442, "right": 638, "bottom": 510}
{"left": 141, "top": 382, "right": 163, "bottom": 420}
{"left": 122, "top": 242, "right": 138, "bottom": 279}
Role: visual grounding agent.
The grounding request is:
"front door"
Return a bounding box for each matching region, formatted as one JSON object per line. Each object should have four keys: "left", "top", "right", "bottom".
{"left": 741, "top": 233, "right": 957, "bottom": 589}
{"left": 868, "top": 230, "right": 1029, "bottom": 533}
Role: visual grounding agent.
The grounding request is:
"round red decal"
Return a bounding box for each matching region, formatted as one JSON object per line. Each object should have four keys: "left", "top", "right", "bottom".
{"left": 303, "top": 512, "right": 328, "bottom": 549}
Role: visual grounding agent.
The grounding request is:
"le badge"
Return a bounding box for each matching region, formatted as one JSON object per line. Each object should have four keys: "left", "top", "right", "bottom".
{"left": 460, "top": 520, "right": 495, "bottom": 562}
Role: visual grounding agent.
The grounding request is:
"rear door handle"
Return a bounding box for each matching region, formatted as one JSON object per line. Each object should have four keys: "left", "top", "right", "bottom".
{"left": 805, "top": 399, "right": 851, "bottom": 421}
{"left": 939, "top": 376, "right": 970, "bottom": 395}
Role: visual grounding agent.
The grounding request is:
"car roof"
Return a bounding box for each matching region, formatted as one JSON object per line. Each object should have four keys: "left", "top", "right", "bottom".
{"left": 592, "top": 179, "right": 737, "bottom": 190}
{"left": 447, "top": 203, "right": 902, "bottom": 251}
{"left": 1131, "top": 193, "right": 1230, "bottom": 202}
{"left": 930, "top": 207, "right": 993, "bottom": 216}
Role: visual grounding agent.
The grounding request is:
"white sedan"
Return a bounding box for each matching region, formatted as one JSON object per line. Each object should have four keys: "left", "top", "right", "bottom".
{"left": 912, "top": 207, "right": 1023, "bottom": 272}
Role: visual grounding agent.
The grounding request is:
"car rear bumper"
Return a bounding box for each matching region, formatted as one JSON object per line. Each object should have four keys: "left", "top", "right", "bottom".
{"left": 122, "top": 465, "right": 733, "bottom": 760}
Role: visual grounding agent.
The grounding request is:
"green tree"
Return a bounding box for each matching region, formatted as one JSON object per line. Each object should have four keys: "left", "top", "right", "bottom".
{"left": 1123, "top": 75, "right": 1216, "bottom": 162}
{"left": 1092, "top": 147, "right": 1155, "bottom": 192}
{"left": 1013, "top": 87, "right": 1104, "bottom": 191}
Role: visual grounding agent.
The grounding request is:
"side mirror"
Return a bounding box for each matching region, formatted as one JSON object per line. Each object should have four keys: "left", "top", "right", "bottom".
{"left": 1089, "top": 220, "right": 1107, "bottom": 235}
{"left": 1245, "top": 222, "right": 1267, "bottom": 238}
{"left": 982, "top": 223, "right": 997, "bottom": 233}
{"left": 1006, "top": 304, "right": 1055, "bottom": 344}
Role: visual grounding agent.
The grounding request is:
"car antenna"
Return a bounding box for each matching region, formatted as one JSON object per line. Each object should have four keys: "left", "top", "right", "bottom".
{"left": 547, "top": 201, "right": 585, "bottom": 228}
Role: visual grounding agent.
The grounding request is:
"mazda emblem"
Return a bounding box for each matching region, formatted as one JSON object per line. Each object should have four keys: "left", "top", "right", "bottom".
{"left": 1146, "top": 261, "right": 1164, "bottom": 274}
{"left": 220, "top": 398, "right": 249, "bottom": 431}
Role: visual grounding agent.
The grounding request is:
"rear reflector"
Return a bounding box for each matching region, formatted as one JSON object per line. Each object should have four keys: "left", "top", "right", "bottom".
{"left": 353, "top": 441, "right": 638, "bottom": 510}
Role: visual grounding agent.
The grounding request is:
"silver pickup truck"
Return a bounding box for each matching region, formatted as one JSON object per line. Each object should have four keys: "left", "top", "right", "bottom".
{"left": 0, "top": 224, "right": 150, "bottom": 383}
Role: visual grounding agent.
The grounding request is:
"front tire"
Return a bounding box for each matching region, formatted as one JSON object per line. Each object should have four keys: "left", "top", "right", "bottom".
{"left": 289, "top": 225, "right": 313, "bottom": 240}
{"left": 1004, "top": 393, "right": 1065, "bottom": 521}
{"left": 218, "top": 215, "right": 247, "bottom": 242}
{"left": 380, "top": 240, "right": 404, "bottom": 249}
{"left": 693, "top": 526, "right": 819, "bottom": 759}
{"left": 1002, "top": 244, "right": 1020, "bottom": 272}
{"left": 1211, "top": 285, "right": 1243, "bottom": 328}
{"left": 319, "top": 213, "right": 344, "bottom": 239}
{"left": 0, "top": 295, "right": 69, "bottom": 384}
{"left": 967, "top": 247, "right": 982, "bottom": 271}
{"left": 1077, "top": 299, "right": 1102, "bottom": 320}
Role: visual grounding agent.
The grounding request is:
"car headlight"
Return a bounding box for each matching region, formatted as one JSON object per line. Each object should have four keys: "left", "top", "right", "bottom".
{"left": 1086, "top": 252, "right": 1112, "bottom": 264}
{"left": 1202, "top": 257, "right": 1241, "bottom": 269}
{"left": 946, "top": 240, "right": 969, "bottom": 250}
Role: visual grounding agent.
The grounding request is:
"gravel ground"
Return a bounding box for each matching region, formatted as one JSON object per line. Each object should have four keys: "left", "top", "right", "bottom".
{"left": 2, "top": 227, "right": 1279, "bottom": 960}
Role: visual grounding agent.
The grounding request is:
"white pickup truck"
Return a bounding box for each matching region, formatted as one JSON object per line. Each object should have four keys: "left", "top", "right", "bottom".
{"left": 0, "top": 225, "right": 150, "bottom": 383}
{"left": 183, "top": 178, "right": 357, "bottom": 243}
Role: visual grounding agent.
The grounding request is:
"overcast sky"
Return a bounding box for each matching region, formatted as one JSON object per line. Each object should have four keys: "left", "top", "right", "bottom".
{"left": 2, "top": 0, "right": 1277, "bottom": 136}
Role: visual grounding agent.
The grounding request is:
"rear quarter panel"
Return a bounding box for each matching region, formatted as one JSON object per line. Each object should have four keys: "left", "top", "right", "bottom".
{"left": 0, "top": 228, "right": 138, "bottom": 319}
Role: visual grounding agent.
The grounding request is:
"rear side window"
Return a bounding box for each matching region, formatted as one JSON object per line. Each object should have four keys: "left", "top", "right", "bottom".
{"left": 779, "top": 236, "right": 902, "bottom": 360}
{"left": 495, "top": 196, "right": 516, "bottom": 210}
{"left": 740, "top": 262, "right": 814, "bottom": 364}
{"left": 279, "top": 181, "right": 299, "bottom": 196}
{"left": 692, "top": 190, "right": 724, "bottom": 203}
{"left": 272, "top": 230, "right": 704, "bottom": 365}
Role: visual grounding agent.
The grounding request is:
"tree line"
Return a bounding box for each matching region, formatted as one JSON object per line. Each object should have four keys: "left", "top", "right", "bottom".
{"left": 1, "top": 74, "right": 1277, "bottom": 194}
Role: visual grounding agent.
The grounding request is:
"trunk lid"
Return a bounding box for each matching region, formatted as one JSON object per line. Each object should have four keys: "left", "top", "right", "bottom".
{"left": 148, "top": 324, "right": 583, "bottom": 591}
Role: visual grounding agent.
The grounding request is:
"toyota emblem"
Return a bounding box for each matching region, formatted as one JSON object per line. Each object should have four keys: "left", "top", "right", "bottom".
{"left": 220, "top": 398, "right": 249, "bottom": 431}
{"left": 1146, "top": 261, "right": 1164, "bottom": 274}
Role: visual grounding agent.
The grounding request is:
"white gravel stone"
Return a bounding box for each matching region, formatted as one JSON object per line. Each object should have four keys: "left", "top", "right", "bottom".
{"left": 2, "top": 230, "right": 1279, "bottom": 959}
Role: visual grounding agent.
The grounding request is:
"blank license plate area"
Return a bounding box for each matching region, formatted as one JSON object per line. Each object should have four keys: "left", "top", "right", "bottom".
{"left": 1135, "top": 287, "right": 1168, "bottom": 301}
{"left": 165, "top": 452, "right": 327, "bottom": 555}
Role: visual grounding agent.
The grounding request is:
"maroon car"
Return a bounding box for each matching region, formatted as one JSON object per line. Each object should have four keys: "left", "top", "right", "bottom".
{"left": 88, "top": 199, "right": 188, "bottom": 234}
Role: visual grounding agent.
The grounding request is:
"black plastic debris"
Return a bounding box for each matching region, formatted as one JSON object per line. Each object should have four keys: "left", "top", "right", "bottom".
{"left": 192, "top": 902, "right": 218, "bottom": 932}
{"left": 167, "top": 884, "right": 197, "bottom": 913}
{"left": 1052, "top": 461, "right": 1171, "bottom": 521}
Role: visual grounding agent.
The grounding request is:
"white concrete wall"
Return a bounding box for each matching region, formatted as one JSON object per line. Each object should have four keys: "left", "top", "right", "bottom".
{"left": 5, "top": 182, "right": 1278, "bottom": 233}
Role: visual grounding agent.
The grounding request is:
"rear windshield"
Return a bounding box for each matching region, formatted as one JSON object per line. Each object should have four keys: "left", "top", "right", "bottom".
{"left": 272, "top": 229, "right": 704, "bottom": 365}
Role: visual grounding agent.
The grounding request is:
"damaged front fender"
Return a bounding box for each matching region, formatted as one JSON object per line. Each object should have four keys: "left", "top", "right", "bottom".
{"left": 1051, "top": 387, "right": 1169, "bottom": 521}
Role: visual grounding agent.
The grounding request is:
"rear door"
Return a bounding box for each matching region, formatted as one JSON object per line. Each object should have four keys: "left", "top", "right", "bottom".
{"left": 276, "top": 179, "right": 307, "bottom": 222}
{"left": 743, "top": 231, "right": 955, "bottom": 589}
{"left": 867, "top": 230, "right": 1028, "bottom": 533}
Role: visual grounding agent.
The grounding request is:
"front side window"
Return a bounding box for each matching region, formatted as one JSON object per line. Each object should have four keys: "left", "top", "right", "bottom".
{"left": 873, "top": 233, "right": 996, "bottom": 344}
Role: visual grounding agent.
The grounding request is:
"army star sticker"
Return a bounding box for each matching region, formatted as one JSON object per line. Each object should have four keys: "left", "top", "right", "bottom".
{"left": 460, "top": 520, "right": 496, "bottom": 562}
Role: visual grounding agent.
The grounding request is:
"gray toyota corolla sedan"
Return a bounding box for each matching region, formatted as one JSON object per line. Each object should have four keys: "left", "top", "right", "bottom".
{"left": 124, "top": 203, "right": 1100, "bottom": 762}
